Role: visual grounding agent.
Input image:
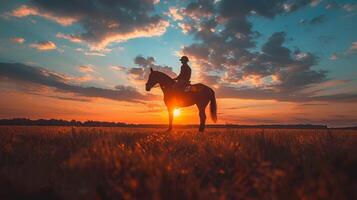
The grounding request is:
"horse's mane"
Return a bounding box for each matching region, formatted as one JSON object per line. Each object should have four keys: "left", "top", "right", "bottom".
{"left": 154, "top": 71, "right": 175, "bottom": 85}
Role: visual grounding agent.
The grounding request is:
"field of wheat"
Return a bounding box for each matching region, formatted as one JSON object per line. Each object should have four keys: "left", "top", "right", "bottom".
{"left": 0, "top": 126, "right": 356, "bottom": 200}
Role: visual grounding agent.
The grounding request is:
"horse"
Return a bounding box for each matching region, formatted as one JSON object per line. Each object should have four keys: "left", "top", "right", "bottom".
{"left": 145, "top": 68, "right": 217, "bottom": 132}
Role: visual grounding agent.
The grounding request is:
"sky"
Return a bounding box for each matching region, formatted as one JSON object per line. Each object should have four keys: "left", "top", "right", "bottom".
{"left": 0, "top": 0, "right": 357, "bottom": 127}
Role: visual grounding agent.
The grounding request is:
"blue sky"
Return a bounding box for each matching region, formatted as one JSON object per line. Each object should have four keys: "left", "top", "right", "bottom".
{"left": 0, "top": 0, "right": 357, "bottom": 126}
{"left": 252, "top": 2, "right": 357, "bottom": 79}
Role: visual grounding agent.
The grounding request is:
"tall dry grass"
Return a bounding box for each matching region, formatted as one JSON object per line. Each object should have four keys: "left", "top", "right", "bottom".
{"left": 0, "top": 126, "right": 356, "bottom": 199}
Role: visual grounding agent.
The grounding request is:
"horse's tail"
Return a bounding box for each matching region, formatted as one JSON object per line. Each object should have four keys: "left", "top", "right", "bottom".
{"left": 209, "top": 89, "right": 217, "bottom": 123}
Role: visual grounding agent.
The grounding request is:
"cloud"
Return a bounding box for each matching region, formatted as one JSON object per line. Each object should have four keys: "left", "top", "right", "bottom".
{"left": 325, "top": 2, "right": 357, "bottom": 12}
{"left": 329, "top": 53, "right": 338, "bottom": 60}
{"left": 178, "top": 22, "right": 193, "bottom": 34}
{"left": 331, "top": 41, "right": 357, "bottom": 60}
{"left": 342, "top": 3, "right": 357, "bottom": 12}
{"left": 167, "top": 7, "right": 184, "bottom": 21}
{"left": 110, "top": 66, "right": 127, "bottom": 71}
{"left": 261, "top": 32, "right": 292, "bottom": 65}
{"left": 183, "top": 1, "right": 215, "bottom": 20}
{"left": 78, "top": 65, "right": 94, "bottom": 73}
{"left": 56, "top": 33, "right": 82, "bottom": 43}
{"left": 10, "top": 5, "right": 77, "bottom": 26}
{"left": 216, "top": 86, "right": 357, "bottom": 103}
{"left": 12, "top": 0, "right": 169, "bottom": 50}
{"left": 0, "top": 62, "right": 152, "bottom": 102}
{"left": 310, "top": 0, "right": 321, "bottom": 7}
{"left": 10, "top": 37, "right": 25, "bottom": 44}
{"left": 129, "top": 56, "right": 176, "bottom": 81}
{"left": 308, "top": 14, "right": 326, "bottom": 25}
{"left": 84, "top": 51, "right": 106, "bottom": 57}
{"left": 29, "top": 41, "right": 57, "bottom": 51}
{"left": 177, "top": 0, "right": 337, "bottom": 101}
{"left": 350, "top": 41, "right": 357, "bottom": 50}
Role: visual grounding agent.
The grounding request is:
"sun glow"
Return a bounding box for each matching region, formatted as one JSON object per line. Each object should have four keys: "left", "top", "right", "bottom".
{"left": 173, "top": 108, "right": 181, "bottom": 117}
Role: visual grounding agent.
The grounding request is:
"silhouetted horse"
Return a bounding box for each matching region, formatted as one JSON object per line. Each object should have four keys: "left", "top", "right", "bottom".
{"left": 146, "top": 68, "right": 217, "bottom": 132}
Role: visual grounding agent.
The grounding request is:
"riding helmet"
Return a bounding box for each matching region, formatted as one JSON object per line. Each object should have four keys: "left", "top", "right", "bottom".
{"left": 180, "top": 56, "right": 189, "bottom": 62}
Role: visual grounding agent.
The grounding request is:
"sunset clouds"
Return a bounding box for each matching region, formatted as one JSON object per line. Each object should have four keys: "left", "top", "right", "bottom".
{"left": 167, "top": 7, "right": 184, "bottom": 21}
{"left": 174, "top": 0, "right": 344, "bottom": 103}
{"left": 11, "top": 0, "right": 169, "bottom": 50}
{"left": 0, "top": 63, "right": 152, "bottom": 102}
{"left": 29, "top": 41, "right": 56, "bottom": 51}
{"left": 10, "top": 37, "right": 25, "bottom": 44}
{"left": 10, "top": 5, "right": 77, "bottom": 26}
{"left": 78, "top": 65, "right": 94, "bottom": 74}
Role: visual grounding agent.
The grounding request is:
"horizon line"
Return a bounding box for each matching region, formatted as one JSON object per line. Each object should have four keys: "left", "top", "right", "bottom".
{"left": 1, "top": 118, "right": 356, "bottom": 129}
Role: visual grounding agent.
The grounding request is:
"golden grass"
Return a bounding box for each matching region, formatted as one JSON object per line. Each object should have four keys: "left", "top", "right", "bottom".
{"left": 0, "top": 126, "right": 356, "bottom": 199}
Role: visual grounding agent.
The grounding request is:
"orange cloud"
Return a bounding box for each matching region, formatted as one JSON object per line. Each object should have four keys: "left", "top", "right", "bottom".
{"left": 11, "top": 37, "right": 25, "bottom": 44}
{"left": 11, "top": 2, "right": 169, "bottom": 51}
{"left": 178, "top": 22, "right": 192, "bottom": 34}
{"left": 30, "top": 41, "right": 57, "bottom": 51}
{"left": 10, "top": 5, "right": 77, "bottom": 26}
{"left": 56, "top": 20, "right": 169, "bottom": 51}
{"left": 0, "top": 62, "right": 151, "bottom": 102}
{"left": 56, "top": 33, "right": 82, "bottom": 43}
{"left": 93, "top": 20, "right": 169, "bottom": 51}
{"left": 110, "top": 66, "right": 126, "bottom": 71}
{"left": 167, "top": 7, "right": 184, "bottom": 21}
{"left": 78, "top": 65, "right": 94, "bottom": 73}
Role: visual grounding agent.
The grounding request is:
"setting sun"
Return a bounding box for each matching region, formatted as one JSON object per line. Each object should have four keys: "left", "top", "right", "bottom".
{"left": 173, "top": 108, "right": 181, "bottom": 117}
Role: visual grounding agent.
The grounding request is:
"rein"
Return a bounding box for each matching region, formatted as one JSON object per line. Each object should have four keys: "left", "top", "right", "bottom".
{"left": 155, "top": 72, "right": 175, "bottom": 92}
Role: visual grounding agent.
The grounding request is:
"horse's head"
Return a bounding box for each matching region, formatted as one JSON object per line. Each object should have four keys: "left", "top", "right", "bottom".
{"left": 146, "top": 68, "right": 157, "bottom": 91}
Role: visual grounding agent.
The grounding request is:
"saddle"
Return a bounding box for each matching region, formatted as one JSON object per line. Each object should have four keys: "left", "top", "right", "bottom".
{"left": 184, "top": 82, "right": 201, "bottom": 93}
{"left": 174, "top": 81, "right": 198, "bottom": 93}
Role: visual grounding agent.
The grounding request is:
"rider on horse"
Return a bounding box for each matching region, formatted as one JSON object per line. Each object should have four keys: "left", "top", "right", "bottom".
{"left": 145, "top": 56, "right": 217, "bottom": 131}
{"left": 173, "top": 56, "right": 191, "bottom": 91}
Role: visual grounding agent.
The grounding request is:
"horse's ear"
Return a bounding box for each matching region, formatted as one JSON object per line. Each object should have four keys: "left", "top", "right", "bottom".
{"left": 150, "top": 68, "right": 153, "bottom": 72}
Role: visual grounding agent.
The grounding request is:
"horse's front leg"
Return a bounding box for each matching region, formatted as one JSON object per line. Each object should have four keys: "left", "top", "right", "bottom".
{"left": 167, "top": 107, "right": 174, "bottom": 131}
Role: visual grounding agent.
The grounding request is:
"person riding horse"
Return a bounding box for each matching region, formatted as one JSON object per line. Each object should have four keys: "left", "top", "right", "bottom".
{"left": 173, "top": 56, "right": 191, "bottom": 91}
{"left": 145, "top": 55, "right": 217, "bottom": 132}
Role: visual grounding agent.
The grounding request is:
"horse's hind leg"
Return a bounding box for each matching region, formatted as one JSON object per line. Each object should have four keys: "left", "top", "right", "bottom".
{"left": 198, "top": 105, "right": 206, "bottom": 132}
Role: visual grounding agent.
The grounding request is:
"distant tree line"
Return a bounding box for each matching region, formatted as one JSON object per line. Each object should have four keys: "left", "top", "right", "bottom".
{"left": 0, "top": 118, "right": 129, "bottom": 127}
{"left": 0, "top": 118, "right": 338, "bottom": 129}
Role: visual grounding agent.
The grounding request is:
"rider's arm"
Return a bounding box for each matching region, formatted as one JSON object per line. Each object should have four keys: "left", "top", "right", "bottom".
{"left": 173, "top": 66, "right": 183, "bottom": 80}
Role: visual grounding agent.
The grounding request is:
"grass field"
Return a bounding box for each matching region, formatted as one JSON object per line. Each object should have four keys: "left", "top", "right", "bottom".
{"left": 0, "top": 126, "right": 356, "bottom": 200}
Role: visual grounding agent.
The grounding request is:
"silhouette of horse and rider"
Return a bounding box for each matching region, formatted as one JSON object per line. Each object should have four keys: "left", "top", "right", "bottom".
{"left": 145, "top": 56, "right": 217, "bottom": 132}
